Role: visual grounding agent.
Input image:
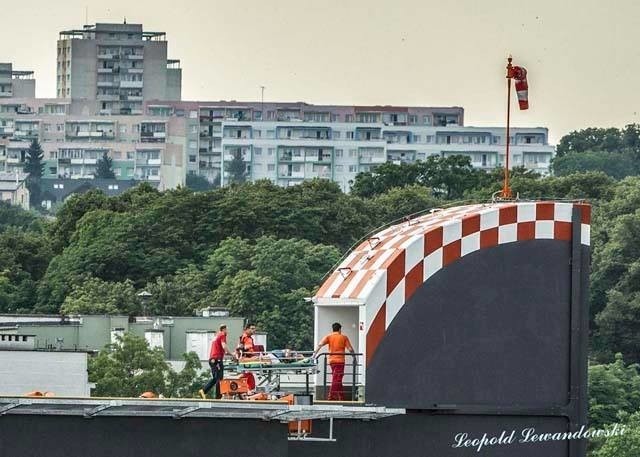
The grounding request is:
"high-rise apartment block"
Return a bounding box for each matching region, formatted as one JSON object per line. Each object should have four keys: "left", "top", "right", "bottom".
{"left": 0, "top": 63, "right": 35, "bottom": 98}
{"left": 0, "top": 21, "right": 555, "bottom": 210}
{"left": 57, "top": 23, "right": 181, "bottom": 114}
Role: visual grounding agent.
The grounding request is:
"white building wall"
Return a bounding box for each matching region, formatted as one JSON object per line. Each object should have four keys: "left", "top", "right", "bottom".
{"left": 0, "top": 351, "right": 90, "bottom": 396}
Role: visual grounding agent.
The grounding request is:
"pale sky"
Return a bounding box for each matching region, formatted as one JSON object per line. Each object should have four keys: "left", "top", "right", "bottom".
{"left": 2, "top": 0, "right": 640, "bottom": 143}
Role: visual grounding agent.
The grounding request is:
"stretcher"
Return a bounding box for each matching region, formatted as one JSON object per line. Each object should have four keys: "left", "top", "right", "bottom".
{"left": 226, "top": 355, "right": 318, "bottom": 395}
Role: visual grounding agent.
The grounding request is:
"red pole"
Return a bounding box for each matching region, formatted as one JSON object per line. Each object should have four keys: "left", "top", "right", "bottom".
{"left": 503, "top": 57, "right": 513, "bottom": 199}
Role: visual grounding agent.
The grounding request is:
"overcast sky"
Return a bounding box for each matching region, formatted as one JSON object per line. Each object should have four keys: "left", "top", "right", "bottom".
{"left": 2, "top": 0, "right": 639, "bottom": 143}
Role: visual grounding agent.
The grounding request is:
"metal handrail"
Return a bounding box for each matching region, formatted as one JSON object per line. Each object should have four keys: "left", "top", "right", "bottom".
{"left": 315, "top": 352, "right": 363, "bottom": 401}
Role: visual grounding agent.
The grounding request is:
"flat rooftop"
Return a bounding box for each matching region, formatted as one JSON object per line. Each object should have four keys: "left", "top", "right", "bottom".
{"left": 0, "top": 396, "right": 404, "bottom": 421}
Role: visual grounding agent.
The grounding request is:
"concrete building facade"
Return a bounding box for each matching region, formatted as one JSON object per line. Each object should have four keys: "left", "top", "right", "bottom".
{"left": 0, "top": 63, "right": 35, "bottom": 98}
{"left": 151, "top": 101, "right": 553, "bottom": 191}
{"left": 0, "top": 97, "right": 189, "bottom": 194}
{"left": 0, "top": 171, "right": 29, "bottom": 209}
{"left": 57, "top": 23, "right": 181, "bottom": 113}
{"left": 0, "top": 314, "right": 245, "bottom": 362}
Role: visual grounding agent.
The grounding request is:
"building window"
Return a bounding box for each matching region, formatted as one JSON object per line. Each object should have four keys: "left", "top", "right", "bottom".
{"left": 267, "top": 164, "right": 275, "bottom": 171}
{"left": 254, "top": 130, "right": 261, "bottom": 138}
{"left": 255, "top": 148, "right": 262, "bottom": 155}
{"left": 409, "top": 115, "right": 418, "bottom": 124}
{"left": 268, "top": 148, "right": 275, "bottom": 156}
{"left": 189, "top": 155, "right": 196, "bottom": 162}
{"left": 335, "top": 165, "right": 343, "bottom": 172}
{"left": 189, "top": 141, "right": 197, "bottom": 149}
{"left": 267, "top": 130, "right": 275, "bottom": 139}
{"left": 346, "top": 132, "right": 354, "bottom": 139}
{"left": 53, "top": 183, "right": 64, "bottom": 189}
{"left": 254, "top": 111, "right": 262, "bottom": 121}
{"left": 348, "top": 165, "right": 357, "bottom": 172}
{"left": 108, "top": 184, "right": 119, "bottom": 190}
{"left": 335, "top": 149, "right": 343, "bottom": 157}
{"left": 120, "top": 125, "right": 127, "bottom": 134}
{"left": 348, "top": 149, "right": 357, "bottom": 157}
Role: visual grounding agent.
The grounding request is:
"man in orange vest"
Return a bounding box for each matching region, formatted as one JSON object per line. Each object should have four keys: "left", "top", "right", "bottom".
{"left": 313, "top": 322, "right": 354, "bottom": 401}
{"left": 236, "top": 323, "right": 256, "bottom": 358}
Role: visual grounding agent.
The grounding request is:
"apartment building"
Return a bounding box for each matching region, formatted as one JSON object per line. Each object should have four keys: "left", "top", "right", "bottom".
{"left": 57, "top": 23, "right": 181, "bottom": 114}
{"left": 0, "top": 63, "right": 35, "bottom": 98}
{"left": 0, "top": 21, "right": 554, "bottom": 200}
{"left": 141, "top": 101, "right": 553, "bottom": 192}
{"left": 0, "top": 97, "right": 188, "bottom": 191}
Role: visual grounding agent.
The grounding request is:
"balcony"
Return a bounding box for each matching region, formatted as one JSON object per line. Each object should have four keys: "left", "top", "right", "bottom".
{"left": 0, "top": 127, "right": 14, "bottom": 134}
{"left": 128, "top": 68, "right": 144, "bottom": 74}
{"left": 0, "top": 90, "right": 13, "bottom": 97}
{"left": 97, "top": 94, "right": 119, "bottom": 101}
{"left": 279, "top": 153, "right": 305, "bottom": 162}
{"left": 140, "top": 130, "right": 166, "bottom": 143}
{"left": 6, "top": 157, "right": 20, "bottom": 164}
{"left": 127, "top": 95, "right": 143, "bottom": 102}
{"left": 125, "top": 54, "right": 144, "bottom": 60}
{"left": 71, "top": 158, "right": 84, "bottom": 164}
{"left": 97, "top": 68, "right": 113, "bottom": 74}
{"left": 359, "top": 155, "right": 386, "bottom": 164}
{"left": 13, "top": 130, "right": 38, "bottom": 139}
{"left": 97, "top": 81, "right": 115, "bottom": 87}
{"left": 66, "top": 130, "right": 115, "bottom": 139}
{"left": 120, "top": 81, "right": 143, "bottom": 89}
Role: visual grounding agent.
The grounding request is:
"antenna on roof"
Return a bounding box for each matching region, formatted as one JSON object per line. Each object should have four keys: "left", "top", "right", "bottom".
{"left": 124, "top": 17, "right": 127, "bottom": 24}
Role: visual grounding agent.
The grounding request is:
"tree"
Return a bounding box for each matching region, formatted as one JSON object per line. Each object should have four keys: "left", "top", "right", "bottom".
{"left": 592, "top": 411, "right": 640, "bottom": 457}
{"left": 351, "top": 162, "right": 422, "bottom": 198}
{"left": 419, "top": 155, "right": 484, "bottom": 199}
{"left": 145, "top": 265, "right": 212, "bottom": 316}
{"left": 372, "top": 185, "right": 442, "bottom": 223}
{"left": 594, "top": 291, "right": 640, "bottom": 363}
{"left": 60, "top": 277, "right": 140, "bottom": 315}
{"left": 556, "top": 127, "right": 623, "bottom": 157}
{"left": 94, "top": 152, "right": 116, "bottom": 179}
{"left": 23, "top": 139, "right": 44, "bottom": 178}
{"left": 185, "top": 173, "right": 215, "bottom": 192}
{"left": 0, "top": 201, "right": 44, "bottom": 233}
{"left": 23, "top": 139, "right": 45, "bottom": 208}
{"left": 552, "top": 151, "right": 638, "bottom": 179}
{"left": 589, "top": 353, "right": 640, "bottom": 429}
{"left": 227, "top": 150, "right": 247, "bottom": 184}
{"left": 88, "top": 333, "right": 206, "bottom": 398}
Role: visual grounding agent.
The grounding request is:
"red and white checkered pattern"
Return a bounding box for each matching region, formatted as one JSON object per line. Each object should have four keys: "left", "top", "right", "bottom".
{"left": 314, "top": 202, "right": 591, "bottom": 365}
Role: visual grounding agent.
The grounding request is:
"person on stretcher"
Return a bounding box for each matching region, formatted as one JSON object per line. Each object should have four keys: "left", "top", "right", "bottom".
{"left": 237, "top": 347, "right": 312, "bottom": 365}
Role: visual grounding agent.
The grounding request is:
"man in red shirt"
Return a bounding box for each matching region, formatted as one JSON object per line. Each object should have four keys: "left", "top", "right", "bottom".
{"left": 313, "top": 322, "right": 354, "bottom": 401}
{"left": 199, "top": 324, "right": 235, "bottom": 399}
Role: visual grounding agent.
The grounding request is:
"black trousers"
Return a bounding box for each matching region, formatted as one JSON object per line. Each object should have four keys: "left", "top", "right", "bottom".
{"left": 203, "top": 359, "right": 224, "bottom": 398}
